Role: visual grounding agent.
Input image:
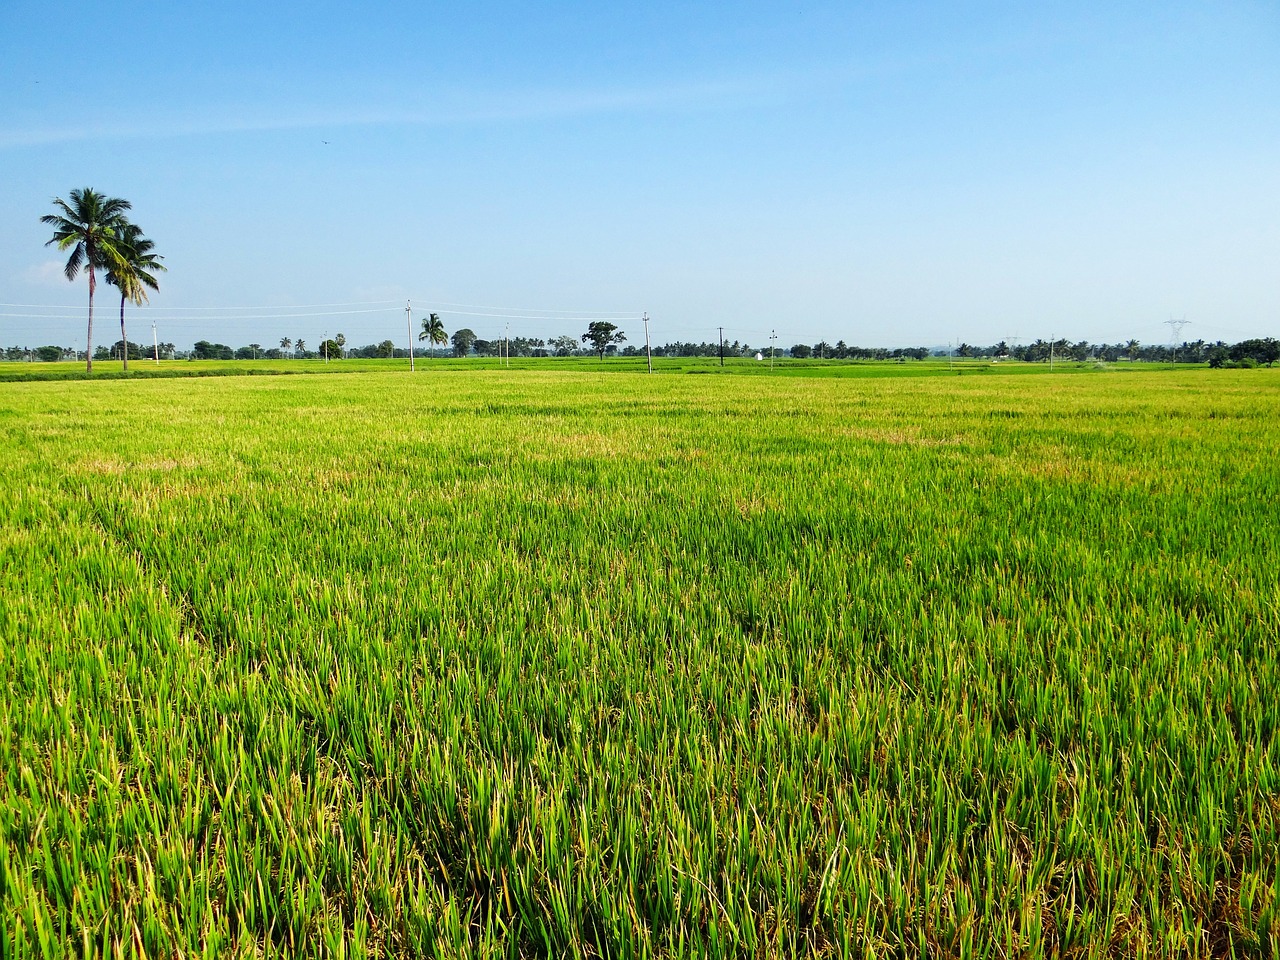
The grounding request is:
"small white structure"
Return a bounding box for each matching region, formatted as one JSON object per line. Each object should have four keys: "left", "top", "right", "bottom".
{"left": 755, "top": 352, "right": 764, "bottom": 361}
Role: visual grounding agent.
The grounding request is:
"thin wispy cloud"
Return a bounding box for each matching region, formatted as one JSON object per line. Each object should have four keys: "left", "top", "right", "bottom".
{"left": 19, "top": 260, "right": 71, "bottom": 287}
{"left": 0, "top": 69, "right": 848, "bottom": 149}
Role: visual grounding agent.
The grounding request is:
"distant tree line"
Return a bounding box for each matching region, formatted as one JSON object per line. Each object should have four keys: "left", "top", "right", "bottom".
{"left": 4, "top": 340, "right": 178, "bottom": 362}
{"left": 8, "top": 333, "right": 1277, "bottom": 368}
{"left": 784, "top": 343, "right": 932, "bottom": 361}
{"left": 925, "top": 338, "right": 1280, "bottom": 367}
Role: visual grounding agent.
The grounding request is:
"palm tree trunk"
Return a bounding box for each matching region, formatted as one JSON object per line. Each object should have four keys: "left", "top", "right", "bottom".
{"left": 86, "top": 266, "right": 95, "bottom": 374}
{"left": 119, "top": 292, "right": 129, "bottom": 372}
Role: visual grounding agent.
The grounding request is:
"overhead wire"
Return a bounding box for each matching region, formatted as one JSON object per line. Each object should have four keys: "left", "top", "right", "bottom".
{"left": 0, "top": 308, "right": 396, "bottom": 322}
{"left": 426, "top": 300, "right": 636, "bottom": 317}
{"left": 434, "top": 309, "right": 642, "bottom": 322}
{"left": 0, "top": 299, "right": 403, "bottom": 311}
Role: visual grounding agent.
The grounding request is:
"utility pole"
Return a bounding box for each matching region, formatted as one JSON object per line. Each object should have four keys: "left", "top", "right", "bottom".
{"left": 1050, "top": 334, "right": 1054, "bottom": 372}
{"left": 770, "top": 329, "right": 777, "bottom": 370}
{"left": 505, "top": 321, "right": 510, "bottom": 368}
{"left": 324, "top": 330, "right": 329, "bottom": 363}
{"left": 152, "top": 319, "right": 160, "bottom": 364}
{"left": 643, "top": 312, "right": 652, "bottom": 373}
{"left": 406, "top": 301, "right": 415, "bottom": 372}
{"left": 719, "top": 326, "right": 724, "bottom": 367}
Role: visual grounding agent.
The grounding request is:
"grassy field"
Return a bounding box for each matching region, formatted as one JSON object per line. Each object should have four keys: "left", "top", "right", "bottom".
{"left": 0, "top": 354, "right": 1179, "bottom": 383}
{"left": 1, "top": 365, "right": 1276, "bottom": 957}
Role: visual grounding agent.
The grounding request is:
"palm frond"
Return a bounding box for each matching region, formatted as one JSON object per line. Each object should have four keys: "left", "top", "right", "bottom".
{"left": 62, "top": 243, "right": 86, "bottom": 281}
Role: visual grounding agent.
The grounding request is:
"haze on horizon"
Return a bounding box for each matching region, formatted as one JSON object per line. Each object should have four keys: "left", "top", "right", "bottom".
{"left": 2, "top": 1, "right": 1277, "bottom": 352}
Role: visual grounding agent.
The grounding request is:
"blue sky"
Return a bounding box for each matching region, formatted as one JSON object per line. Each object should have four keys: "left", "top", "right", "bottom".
{"left": 2, "top": 1, "right": 1277, "bottom": 350}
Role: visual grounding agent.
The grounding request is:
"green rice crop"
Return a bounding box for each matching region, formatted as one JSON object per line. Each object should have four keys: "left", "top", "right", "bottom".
{"left": 1, "top": 367, "right": 1276, "bottom": 958}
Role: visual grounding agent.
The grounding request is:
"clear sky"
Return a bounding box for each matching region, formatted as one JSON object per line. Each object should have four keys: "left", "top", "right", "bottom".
{"left": 2, "top": 1, "right": 1277, "bottom": 351}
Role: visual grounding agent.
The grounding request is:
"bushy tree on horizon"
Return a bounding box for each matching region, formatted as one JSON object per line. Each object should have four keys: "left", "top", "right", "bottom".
{"left": 582, "top": 321, "right": 626, "bottom": 360}
{"left": 451, "top": 328, "right": 477, "bottom": 357}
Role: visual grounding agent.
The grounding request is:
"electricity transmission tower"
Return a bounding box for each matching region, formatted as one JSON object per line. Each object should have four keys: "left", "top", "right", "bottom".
{"left": 1164, "top": 316, "right": 1190, "bottom": 365}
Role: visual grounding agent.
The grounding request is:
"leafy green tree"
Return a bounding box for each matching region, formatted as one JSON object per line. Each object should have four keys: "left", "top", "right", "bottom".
{"left": 335, "top": 333, "right": 346, "bottom": 359}
{"left": 109, "top": 340, "right": 146, "bottom": 361}
{"left": 1260, "top": 338, "right": 1279, "bottom": 367}
{"left": 451, "top": 328, "right": 477, "bottom": 357}
{"left": 419, "top": 313, "right": 447, "bottom": 358}
{"left": 41, "top": 188, "right": 132, "bottom": 374}
{"left": 193, "top": 340, "right": 234, "bottom": 360}
{"left": 550, "top": 335, "right": 578, "bottom": 357}
{"left": 103, "top": 221, "right": 165, "bottom": 372}
{"left": 582, "top": 321, "right": 626, "bottom": 360}
{"left": 378, "top": 339, "right": 396, "bottom": 358}
{"left": 790, "top": 343, "right": 812, "bottom": 359}
{"left": 1231, "top": 337, "right": 1280, "bottom": 367}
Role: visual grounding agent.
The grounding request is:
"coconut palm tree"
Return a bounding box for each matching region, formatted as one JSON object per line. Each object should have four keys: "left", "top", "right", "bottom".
{"left": 295, "top": 338, "right": 306, "bottom": 357}
{"left": 104, "top": 221, "right": 165, "bottom": 372}
{"left": 419, "top": 313, "right": 447, "bottom": 358}
{"left": 280, "top": 337, "right": 292, "bottom": 357}
{"left": 41, "top": 188, "right": 132, "bottom": 374}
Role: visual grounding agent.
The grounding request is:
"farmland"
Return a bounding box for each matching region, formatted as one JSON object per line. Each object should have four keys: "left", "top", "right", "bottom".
{"left": 1, "top": 365, "right": 1277, "bottom": 958}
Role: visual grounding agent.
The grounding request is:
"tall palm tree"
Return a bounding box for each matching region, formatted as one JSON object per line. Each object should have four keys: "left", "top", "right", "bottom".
{"left": 104, "top": 221, "right": 165, "bottom": 372}
{"left": 295, "top": 338, "right": 306, "bottom": 357}
{"left": 41, "top": 188, "right": 132, "bottom": 374}
{"left": 335, "top": 333, "right": 346, "bottom": 359}
{"left": 280, "top": 337, "right": 292, "bottom": 357}
{"left": 419, "top": 313, "right": 447, "bottom": 358}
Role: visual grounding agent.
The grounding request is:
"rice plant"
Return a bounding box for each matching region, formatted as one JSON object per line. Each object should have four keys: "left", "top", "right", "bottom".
{"left": 0, "top": 366, "right": 1276, "bottom": 957}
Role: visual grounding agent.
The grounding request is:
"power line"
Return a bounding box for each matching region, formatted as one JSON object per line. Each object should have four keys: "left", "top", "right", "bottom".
{"left": 3, "top": 301, "right": 642, "bottom": 326}
{"left": 0, "top": 299, "right": 402, "bottom": 311}
{"left": 0, "top": 309, "right": 394, "bottom": 325}
{"left": 426, "top": 300, "right": 636, "bottom": 316}
{"left": 435, "top": 312, "right": 645, "bottom": 323}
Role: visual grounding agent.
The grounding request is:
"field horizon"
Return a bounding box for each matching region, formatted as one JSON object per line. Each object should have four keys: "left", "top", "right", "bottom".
{"left": 0, "top": 352, "right": 1255, "bottom": 385}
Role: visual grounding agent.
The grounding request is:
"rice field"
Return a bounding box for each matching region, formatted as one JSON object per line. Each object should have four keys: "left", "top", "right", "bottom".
{"left": 1, "top": 365, "right": 1277, "bottom": 958}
